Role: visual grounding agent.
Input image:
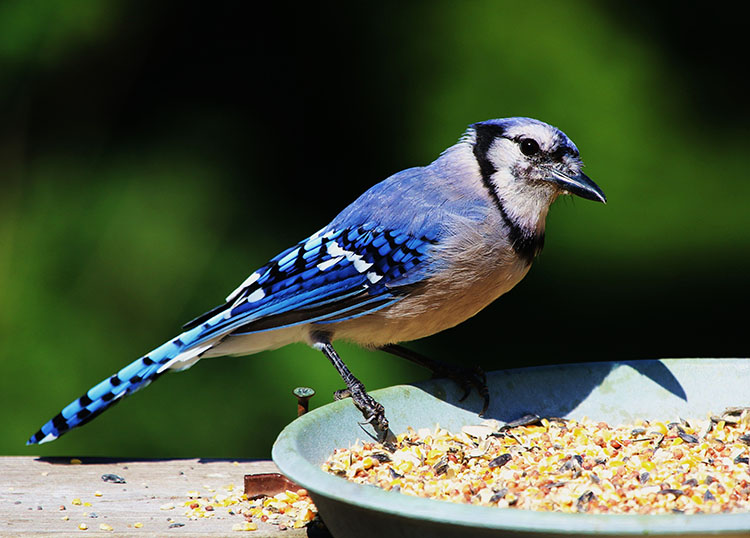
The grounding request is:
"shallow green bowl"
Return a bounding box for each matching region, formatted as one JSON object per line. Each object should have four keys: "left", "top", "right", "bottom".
{"left": 272, "top": 359, "right": 750, "bottom": 537}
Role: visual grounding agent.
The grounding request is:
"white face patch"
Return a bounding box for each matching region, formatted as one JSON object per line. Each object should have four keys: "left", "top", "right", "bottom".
{"left": 481, "top": 121, "right": 569, "bottom": 235}
{"left": 489, "top": 163, "right": 557, "bottom": 234}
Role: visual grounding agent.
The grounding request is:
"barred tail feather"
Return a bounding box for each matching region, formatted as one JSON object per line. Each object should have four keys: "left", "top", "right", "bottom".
{"left": 26, "top": 332, "right": 206, "bottom": 445}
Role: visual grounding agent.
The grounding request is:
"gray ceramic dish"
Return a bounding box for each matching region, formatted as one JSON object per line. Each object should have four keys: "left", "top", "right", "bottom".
{"left": 272, "top": 359, "right": 750, "bottom": 537}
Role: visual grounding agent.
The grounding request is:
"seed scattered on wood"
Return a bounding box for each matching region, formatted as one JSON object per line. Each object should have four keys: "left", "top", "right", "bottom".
{"left": 181, "top": 486, "right": 317, "bottom": 530}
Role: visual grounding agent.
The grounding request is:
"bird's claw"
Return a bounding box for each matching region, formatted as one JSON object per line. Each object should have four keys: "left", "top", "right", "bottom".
{"left": 433, "top": 363, "right": 489, "bottom": 416}
{"left": 335, "top": 385, "right": 390, "bottom": 442}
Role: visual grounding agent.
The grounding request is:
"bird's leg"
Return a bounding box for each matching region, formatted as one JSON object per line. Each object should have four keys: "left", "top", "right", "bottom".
{"left": 313, "top": 340, "right": 390, "bottom": 441}
{"left": 380, "top": 344, "right": 490, "bottom": 416}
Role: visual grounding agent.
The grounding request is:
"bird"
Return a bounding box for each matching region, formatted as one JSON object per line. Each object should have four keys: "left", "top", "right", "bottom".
{"left": 27, "top": 117, "right": 605, "bottom": 446}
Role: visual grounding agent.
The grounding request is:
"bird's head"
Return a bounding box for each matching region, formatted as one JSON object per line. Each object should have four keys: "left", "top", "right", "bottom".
{"left": 468, "top": 117, "right": 606, "bottom": 213}
{"left": 444, "top": 117, "right": 606, "bottom": 261}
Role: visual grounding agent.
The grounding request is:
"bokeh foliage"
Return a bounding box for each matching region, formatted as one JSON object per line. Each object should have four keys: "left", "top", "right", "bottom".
{"left": 1, "top": 1, "right": 747, "bottom": 458}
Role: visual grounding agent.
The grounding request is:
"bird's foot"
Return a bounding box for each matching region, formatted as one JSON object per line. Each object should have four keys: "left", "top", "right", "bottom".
{"left": 432, "top": 363, "right": 490, "bottom": 416}
{"left": 334, "top": 385, "right": 390, "bottom": 442}
{"left": 315, "top": 338, "right": 392, "bottom": 442}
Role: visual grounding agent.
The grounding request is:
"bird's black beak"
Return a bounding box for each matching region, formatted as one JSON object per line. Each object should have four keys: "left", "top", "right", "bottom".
{"left": 545, "top": 168, "right": 606, "bottom": 203}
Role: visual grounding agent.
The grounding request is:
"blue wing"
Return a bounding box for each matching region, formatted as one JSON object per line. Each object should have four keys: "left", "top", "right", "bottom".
{"left": 27, "top": 223, "right": 438, "bottom": 444}
{"left": 185, "top": 222, "right": 438, "bottom": 336}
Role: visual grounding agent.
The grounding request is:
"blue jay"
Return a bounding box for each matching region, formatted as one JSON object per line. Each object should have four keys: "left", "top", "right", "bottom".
{"left": 27, "top": 117, "right": 605, "bottom": 445}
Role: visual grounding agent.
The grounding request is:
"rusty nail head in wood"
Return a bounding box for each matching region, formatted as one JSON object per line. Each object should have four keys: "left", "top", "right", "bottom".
{"left": 293, "top": 387, "right": 315, "bottom": 416}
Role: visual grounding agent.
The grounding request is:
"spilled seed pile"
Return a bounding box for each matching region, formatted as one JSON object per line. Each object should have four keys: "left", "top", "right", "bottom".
{"left": 322, "top": 409, "right": 750, "bottom": 514}
{"left": 182, "top": 484, "right": 317, "bottom": 531}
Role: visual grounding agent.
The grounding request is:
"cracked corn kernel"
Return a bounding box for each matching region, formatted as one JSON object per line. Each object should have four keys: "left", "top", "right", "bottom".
{"left": 323, "top": 411, "right": 750, "bottom": 515}
{"left": 133, "top": 522, "right": 143, "bottom": 528}
{"left": 78, "top": 523, "right": 87, "bottom": 530}
{"left": 99, "top": 523, "right": 113, "bottom": 531}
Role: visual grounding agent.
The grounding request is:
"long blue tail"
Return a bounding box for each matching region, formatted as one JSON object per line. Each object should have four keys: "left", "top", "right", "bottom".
{"left": 26, "top": 327, "right": 204, "bottom": 445}
{"left": 27, "top": 223, "right": 430, "bottom": 445}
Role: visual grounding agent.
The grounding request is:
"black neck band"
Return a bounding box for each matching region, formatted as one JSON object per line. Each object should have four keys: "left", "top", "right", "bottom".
{"left": 472, "top": 124, "right": 544, "bottom": 263}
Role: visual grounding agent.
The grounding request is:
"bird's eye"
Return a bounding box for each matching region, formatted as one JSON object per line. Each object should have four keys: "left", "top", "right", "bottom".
{"left": 520, "top": 138, "right": 540, "bottom": 156}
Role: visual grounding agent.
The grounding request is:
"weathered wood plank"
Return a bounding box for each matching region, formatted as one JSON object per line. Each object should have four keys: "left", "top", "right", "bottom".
{"left": 1, "top": 457, "right": 314, "bottom": 537}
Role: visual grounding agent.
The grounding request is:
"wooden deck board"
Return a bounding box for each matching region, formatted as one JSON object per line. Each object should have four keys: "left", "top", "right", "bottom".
{"left": 1, "top": 456, "right": 317, "bottom": 537}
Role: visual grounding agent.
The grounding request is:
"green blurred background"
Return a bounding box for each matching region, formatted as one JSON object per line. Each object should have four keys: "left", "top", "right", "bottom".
{"left": 2, "top": 1, "right": 748, "bottom": 458}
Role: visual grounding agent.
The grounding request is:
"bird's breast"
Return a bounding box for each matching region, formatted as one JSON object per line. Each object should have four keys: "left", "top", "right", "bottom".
{"left": 331, "top": 239, "right": 532, "bottom": 347}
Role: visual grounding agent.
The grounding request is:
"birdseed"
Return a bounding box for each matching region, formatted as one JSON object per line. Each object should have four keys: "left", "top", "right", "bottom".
{"left": 322, "top": 409, "right": 750, "bottom": 514}
{"left": 182, "top": 485, "right": 317, "bottom": 530}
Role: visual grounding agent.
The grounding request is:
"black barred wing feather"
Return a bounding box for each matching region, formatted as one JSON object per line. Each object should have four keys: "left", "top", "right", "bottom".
{"left": 184, "top": 224, "right": 438, "bottom": 339}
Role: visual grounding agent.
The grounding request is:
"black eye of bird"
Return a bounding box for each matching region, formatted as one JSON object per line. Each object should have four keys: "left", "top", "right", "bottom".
{"left": 519, "top": 138, "right": 540, "bottom": 156}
